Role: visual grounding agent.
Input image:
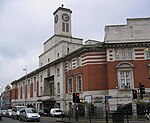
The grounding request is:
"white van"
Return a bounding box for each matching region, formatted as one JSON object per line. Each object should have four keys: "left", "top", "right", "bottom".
{"left": 12, "top": 106, "right": 27, "bottom": 119}
{"left": 50, "top": 108, "right": 64, "bottom": 117}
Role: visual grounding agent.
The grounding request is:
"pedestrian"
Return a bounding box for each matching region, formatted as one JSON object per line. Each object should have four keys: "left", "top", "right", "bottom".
{"left": 145, "top": 111, "right": 149, "bottom": 122}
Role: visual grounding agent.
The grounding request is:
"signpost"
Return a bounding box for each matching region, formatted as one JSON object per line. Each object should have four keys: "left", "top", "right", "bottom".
{"left": 84, "top": 95, "right": 92, "bottom": 123}
{"left": 105, "top": 96, "right": 112, "bottom": 123}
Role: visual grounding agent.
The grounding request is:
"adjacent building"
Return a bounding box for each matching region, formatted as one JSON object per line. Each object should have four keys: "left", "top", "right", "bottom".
{"left": 1, "top": 85, "right": 12, "bottom": 109}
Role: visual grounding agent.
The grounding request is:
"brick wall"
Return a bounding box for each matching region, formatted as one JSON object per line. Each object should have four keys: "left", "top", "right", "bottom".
{"left": 66, "top": 64, "right": 108, "bottom": 93}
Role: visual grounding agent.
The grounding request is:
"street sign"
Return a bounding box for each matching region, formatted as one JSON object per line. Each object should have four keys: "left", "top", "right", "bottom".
{"left": 84, "top": 95, "right": 92, "bottom": 103}
{"left": 105, "top": 96, "right": 112, "bottom": 100}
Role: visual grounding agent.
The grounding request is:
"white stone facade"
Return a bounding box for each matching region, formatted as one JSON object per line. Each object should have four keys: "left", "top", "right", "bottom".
{"left": 105, "top": 18, "right": 150, "bottom": 43}
{"left": 38, "top": 7, "right": 83, "bottom": 111}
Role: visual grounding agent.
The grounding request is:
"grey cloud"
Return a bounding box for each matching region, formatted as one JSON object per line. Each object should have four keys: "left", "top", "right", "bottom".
{"left": 0, "top": 0, "right": 150, "bottom": 91}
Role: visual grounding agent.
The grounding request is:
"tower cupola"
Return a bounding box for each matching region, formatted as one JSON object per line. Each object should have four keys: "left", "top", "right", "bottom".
{"left": 53, "top": 5, "right": 72, "bottom": 37}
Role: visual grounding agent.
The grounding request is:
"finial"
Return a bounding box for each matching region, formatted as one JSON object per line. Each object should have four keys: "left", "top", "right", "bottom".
{"left": 61, "top": 4, "right": 64, "bottom": 8}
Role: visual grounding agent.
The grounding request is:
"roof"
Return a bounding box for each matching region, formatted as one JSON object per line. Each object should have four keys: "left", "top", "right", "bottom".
{"left": 53, "top": 7, "right": 72, "bottom": 15}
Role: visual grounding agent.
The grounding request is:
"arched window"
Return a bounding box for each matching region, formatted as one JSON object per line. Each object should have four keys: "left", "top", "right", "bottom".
{"left": 116, "top": 62, "right": 134, "bottom": 89}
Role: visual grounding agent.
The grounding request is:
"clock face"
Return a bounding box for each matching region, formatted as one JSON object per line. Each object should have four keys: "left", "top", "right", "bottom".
{"left": 62, "top": 13, "right": 69, "bottom": 22}
{"left": 55, "top": 15, "right": 58, "bottom": 23}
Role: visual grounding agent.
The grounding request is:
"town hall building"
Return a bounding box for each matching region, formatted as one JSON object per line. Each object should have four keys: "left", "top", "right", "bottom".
{"left": 11, "top": 6, "right": 150, "bottom": 116}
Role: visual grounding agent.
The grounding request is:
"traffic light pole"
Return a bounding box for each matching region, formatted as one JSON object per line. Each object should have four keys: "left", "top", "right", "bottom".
{"left": 75, "top": 103, "right": 78, "bottom": 121}
{"left": 73, "top": 93, "right": 80, "bottom": 121}
{"left": 131, "top": 89, "right": 137, "bottom": 119}
{"left": 139, "top": 82, "right": 145, "bottom": 99}
{"left": 105, "top": 97, "right": 108, "bottom": 123}
{"left": 132, "top": 100, "right": 137, "bottom": 119}
{"left": 130, "top": 82, "right": 145, "bottom": 119}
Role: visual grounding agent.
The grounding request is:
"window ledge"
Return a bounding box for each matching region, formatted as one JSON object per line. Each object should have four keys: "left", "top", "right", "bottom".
{"left": 118, "top": 88, "right": 131, "bottom": 91}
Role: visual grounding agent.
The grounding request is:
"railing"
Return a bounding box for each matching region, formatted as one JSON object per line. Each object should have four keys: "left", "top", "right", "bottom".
{"left": 60, "top": 110, "right": 146, "bottom": 123}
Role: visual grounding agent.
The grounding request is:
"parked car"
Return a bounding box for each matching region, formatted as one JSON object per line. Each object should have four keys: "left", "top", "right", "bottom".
{"left": 19, "top": 108, "right": 40, "bottom": 122}
{"left": 0, "top": 110, "right": 2, "bottom": 120}
{"left": 1, "top": 110, "right": 6, "bottom": 117}
{"left": 5, "top": 109, "right": 12, "bottom": 118}
{"left": 12, "top": 105, "right": 27, "bottom": 119}
{"left": 39, "top": 109, "right": 50, "bottom": 116}
{"left": 50, "top": 108, "right": 64, "bottom": 117}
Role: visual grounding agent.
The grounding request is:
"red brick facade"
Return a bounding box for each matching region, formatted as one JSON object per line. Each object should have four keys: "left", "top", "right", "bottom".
{"left": 65, "top": 44, "right": 150, "bottom": 96}
{"left": 11, "top": 79, "right": 39, "bottom": 100}
{"left": 66, "top": 64, "right": 108, "bottom": 92}
{"left": 107, "top": 60, "right": 150, "bottom": 89}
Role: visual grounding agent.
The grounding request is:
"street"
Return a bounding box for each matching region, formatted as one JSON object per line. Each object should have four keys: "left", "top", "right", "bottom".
{"left": 0, "top": 117, "right": 57, "bottom": 123}
{"left": 0, "top": 116, "right": 147, "bottom": 123}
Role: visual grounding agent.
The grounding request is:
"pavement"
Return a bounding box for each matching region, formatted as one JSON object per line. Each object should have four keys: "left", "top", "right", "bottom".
{"left": 54, "top": 117, "right": 147, "bottom": 123}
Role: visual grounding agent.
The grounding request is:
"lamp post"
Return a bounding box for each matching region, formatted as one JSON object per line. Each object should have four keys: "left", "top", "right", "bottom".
{"left": 116, "top": 86, "right": 118, "bottom": 110}
{"left": 0, "top": 85, "right": 3, "bottom": 108}
{"left": 23, "top": 66, "right": 27, "bottom": 106}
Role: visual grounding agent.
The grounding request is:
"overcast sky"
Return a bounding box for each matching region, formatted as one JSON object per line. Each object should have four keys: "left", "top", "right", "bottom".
{"left": 0, "top": 0, "right": 150, "bottom": 92}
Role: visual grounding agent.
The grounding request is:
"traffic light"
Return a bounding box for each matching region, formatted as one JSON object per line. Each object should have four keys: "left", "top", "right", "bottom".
{"left": 139, "top": 82, "right": 145, "bottom": 99}
{"left": 73, "top": 93, "right": 76, "bottom": 102}
{"left": 76, "top": 93, "right": 80, "bottom": 103}
{"left": 72, "top": 93, "right": 80, "bottom": 103}
{"left": 132, "top": 89, "right": 137, "bottom": 99}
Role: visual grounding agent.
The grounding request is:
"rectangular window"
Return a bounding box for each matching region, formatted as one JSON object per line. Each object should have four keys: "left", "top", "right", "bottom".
{"left": 57, "top": 82, "right": 60, "bottom": 94}
{"left": 115, "top": 49, "right": 119, "bottom": 59}
{"left": 62, "top": 22, "right": 65, "bottom": 32}
{"left": 49, "top": 82, "right": 54, "bottom": 95}
{"left": 121, "top": 49, "right": 126, "bottom": 59}
{"left": 119, "top": 70, "right": 132, "bottom": 89}
{"left": 68, "top": 78, "right": 73, "bottom": 93}
{"left": 67, "top": 47, "right": 69, "bottom": 54}
{"left": 34, "top": 77, "right": 36, "bottom": 91}
{"left": 40, "top": 75, "right": 42, "bottom": 82}
{"left": 23, "top": 82, "right": 25, "bottom": 94}
{"left": 66, "top": 23, "right": 69, "bottom": 32}
{"left": 68, "top": 60, "right": 72, "bottom": 70}
{"left": 76, "top": 75, "right": 82, "bottom": 92}
{"left": 57, "top": 53, "right": 59, "bottom": 58}
{"left": 76, "top": 57, "right": 81, "bottom": 67}
{"left": 47, "top": 68, "right": 50, "bottom": 76}
{"left": 27, "top": 79, "right": 30, "bottom": 93}
{"left": 40, "top": 86, "right": 42, "bottom": 96}
{"left": 128, "top": 49, "right": 132, "bottom": 59}
{"left": 18, "top": 83, "right": 20, "bottom": 98}
{"left": 48, "top": 58, "right": 50, "bottom": 63}
{"left": 115, "top": 48, "right": 133, "bottom": 60}
{"left": 146, "top": 48, "right": 150, "bottom": 59}
{"left": 57, "top": 68, "right": 60, "bottom": 76}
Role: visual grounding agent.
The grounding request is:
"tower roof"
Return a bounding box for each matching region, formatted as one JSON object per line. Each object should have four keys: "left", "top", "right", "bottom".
{"left": 53, "top": 7, "right": 72, "bottom": 15}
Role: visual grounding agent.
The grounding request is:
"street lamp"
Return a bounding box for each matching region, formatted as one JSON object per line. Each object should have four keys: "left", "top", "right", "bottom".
{"left": 23, "top": 66, "right": 27, "bottom": 106}
{"left": 116, "top": 86, "right": 118, "bottom": 110}
{"left": 0, "top": 85, "right": 4, "bottom": 93}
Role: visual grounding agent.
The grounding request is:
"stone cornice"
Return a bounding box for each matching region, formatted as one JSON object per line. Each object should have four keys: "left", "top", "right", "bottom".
{"left": 44, "top": 34, "right": 83, "bottom": 45}
{"left": 104, "top": 42, "right": 150, "bottom": 48}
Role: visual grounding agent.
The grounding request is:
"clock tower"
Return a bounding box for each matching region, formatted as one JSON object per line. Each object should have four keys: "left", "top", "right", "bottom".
{"left": 53, "top": 6, "right": 72, "bottom": 37}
